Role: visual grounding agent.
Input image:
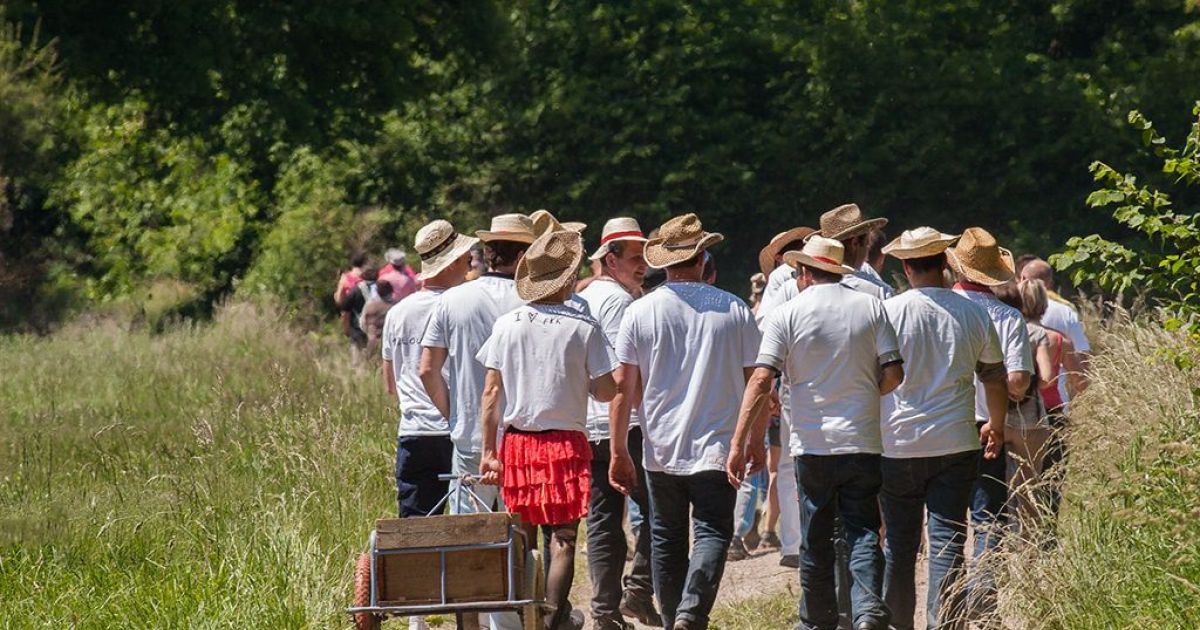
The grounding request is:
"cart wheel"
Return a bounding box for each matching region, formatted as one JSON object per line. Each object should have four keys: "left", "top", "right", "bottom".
{"left": 522, "top": 550, "right": 545, "bottom": 630}
{"left": 353, "top": 553, "right": 381, "bottom": 630}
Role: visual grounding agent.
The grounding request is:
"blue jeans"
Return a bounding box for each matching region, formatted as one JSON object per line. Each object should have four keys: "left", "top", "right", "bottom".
{"left": 645, "top": 470, "right": 736, "bottom": 628}
{"left": 880, "top": 451, "right": 977, "bottom": 630}
{"left": 967, "top": 424, "right": 1007, "bottom": 615}
{"left": 794, "top": 454, "right": 889, "bottom": 630}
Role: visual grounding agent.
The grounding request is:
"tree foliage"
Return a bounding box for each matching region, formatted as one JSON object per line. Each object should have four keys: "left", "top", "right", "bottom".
{"left": 1052, "top": 103, "right": 1200, "bottom": 336}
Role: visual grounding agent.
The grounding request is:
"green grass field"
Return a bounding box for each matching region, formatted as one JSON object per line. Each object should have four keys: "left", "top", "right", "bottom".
{"left": 0, "top": 303, "right": 396, "bottom": 627}
{"left": 2, "top": 302, "right": 1197, "bottom": 628}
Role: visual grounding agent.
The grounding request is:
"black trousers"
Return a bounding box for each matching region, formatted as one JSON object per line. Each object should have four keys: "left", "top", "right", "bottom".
{"left": 586, "top": 426, "right": 653, "bottom": 619}
{"left": 394, "top": 435, "right": 454, "bottom": 517}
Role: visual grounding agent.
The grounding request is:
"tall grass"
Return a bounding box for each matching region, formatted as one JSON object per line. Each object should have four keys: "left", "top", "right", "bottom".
{"left": 0, "top": 303, "right": 396, "bottom": 628}
{"left": 999, "top": 309, "right": 1200, "bottom": 628}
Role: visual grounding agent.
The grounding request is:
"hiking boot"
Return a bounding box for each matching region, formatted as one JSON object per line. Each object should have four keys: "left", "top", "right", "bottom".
{"left": 593, "top": 614, "right": 633, "bottom": 630}
{"left": 619, "top": 589, "right": 660, "bottom": 626}
{"left": 726, "top": 537, "right": 750, "bottom": 561}
{"left": 553, "top": 608, "right": 585, "bottom": 630}
{"left": 779, "top": 553, "right": 800, "bottom": 568}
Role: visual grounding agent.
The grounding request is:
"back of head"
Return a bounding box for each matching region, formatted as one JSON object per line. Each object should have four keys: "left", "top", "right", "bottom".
{"left": 992, "top": 280, "right": 1022, "bottom": 312}
{"left": 376, "top": 279, "right": 394, "bottom": 300}
{"left": 1018, "top": 278, "right": 1049, "bottom": 321}
{"left": 1020, "top": 258, "right": 1055, "bottom": 290}
{"left": 351, "top": 252, "right": 368, "bottom": 268}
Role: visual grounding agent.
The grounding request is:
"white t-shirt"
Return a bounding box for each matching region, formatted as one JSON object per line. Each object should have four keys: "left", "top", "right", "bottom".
{"left": 1042, "top": 298, "right": 1089, "bottom": 407}
{"left": 421, "top": 274, "right": 525, "bottom": 451}
{"left": 616, "top": 282, "right": 761, "bottom": 474}
{"left": 578, "top": 278, "right": 639, "bottom": 440}
{"left": 882, "top": 288, "right": 1003, "bottom": 457}
{"left": 756, "top": 264, "right": 798, "bottom": 325}
{"left": 841, "top": 270, "right": 895, "bottom": 301}
{"left": 954, "top": 285, "right": 1034, "bottom": 422}
{"left": 477, "top": 303, "right": 618, "bottom": 433}
{"left": 382, "top": 289, "right": 451, "bottom": 436}
{"left": 756, "top": 283, "right": 900, "bottom": 456}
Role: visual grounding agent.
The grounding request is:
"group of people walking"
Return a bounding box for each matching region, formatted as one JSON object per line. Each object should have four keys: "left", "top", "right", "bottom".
{"left": 376, "top": 204, "right": 1089, "bottom": 630}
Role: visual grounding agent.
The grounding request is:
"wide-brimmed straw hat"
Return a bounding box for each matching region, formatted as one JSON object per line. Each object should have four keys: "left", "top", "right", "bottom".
{"left": 643, "top": 213, "right": 724, "bottom": 269}
{"left": 881, "top": 227, "right": 959, "bottom": 260}
{"left": 530, "top": 209, "right": 586, "bottom": 237}
{"left": 810, "top": 204, "right": 889, "bottom": 241}
{"left": 476, "top": 213, "right": 537, "bottom": 244}
{"left": 515, "top": 229, "right": 584, "bottom": 302}
{"left": 758, "top": 226, "right": 816, "bottom": 276}
{"left": 783, "top": 235, "right": 856, "bottom": 275}
{"left": 414, "top": 220, "right": 479, "bottom": 281}
{"left": 589, "top": 217, "right": 648, "bottom": 261}
{"left": 946, "top": 227, "right": 1015, "bottom": 286}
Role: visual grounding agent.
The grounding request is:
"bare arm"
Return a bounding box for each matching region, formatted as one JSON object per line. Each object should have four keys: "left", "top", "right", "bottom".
{"left": 382, "top": 359, "right": 395, "bottom": 395}
{"left": 591, "top": 371, "right": 618, "bottom": 403}
{"left": 727, "top": 366, "right": 776, "bottom": 487}
{"left": 979, "top": 362, "right": 1008, "bottom": 459}
{"left": 608, "top": 363, "right": 642, "bottom": 495}
{"left": 1061, "top": 337, "right": 1089, "bottom": 398}
{"left": 1007, "top": 370, "right": 1031, "bottom": 401}
{"left": 419, "top": 347, "right": 451, "bottom": 419}
{"left": 879, "top": 362, "right": 904, "bottom": 395}
{"left": 479, "top": 368, "right": 504, "bottom": 485}
{"left": 1034, "top": 342, "right": 1055, "bottom": 390}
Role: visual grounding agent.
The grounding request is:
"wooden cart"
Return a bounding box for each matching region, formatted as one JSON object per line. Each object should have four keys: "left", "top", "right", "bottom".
{"left": 348, "top": 482, "right": 545, "bottom": 630}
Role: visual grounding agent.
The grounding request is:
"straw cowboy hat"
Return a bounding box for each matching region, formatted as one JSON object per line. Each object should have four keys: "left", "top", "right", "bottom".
{"left": 476, "top": 213, "right": 537, "bottom": 244}
{"left": 515, "top": 229, "right": 584, "bottom": 302}
{"left": 530, "top": 209, "right": 586, "bottom": 237}
{"left": 414, "top": 220, "right": 480, "bottom": 281}
{"left": 946, "top": 227, "right": 1015, "bottom": 286}
{"left": 643, "top": 213, "right": 724, "bottom": 269}
{"left": 589, "top": 217, "right": 648, "bottom": 261}
{"left": 811, "top": 204, "right": 889, "bottom": 241}
{"left": 881, "top": 226, "right": 959, "bottom": 260}
{"left": 758, "top": 226, "right": 816, "bottom": 276}
{"left": 783, "top": 235, "right": 856, "bottom": 275}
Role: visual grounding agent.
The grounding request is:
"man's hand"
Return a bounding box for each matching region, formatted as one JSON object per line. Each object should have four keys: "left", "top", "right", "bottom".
{"left": 609, "top": 451, "right": 638, "bottom": 496}
{"left": 746, "top": 439, "right": 768, "bottom": 476}
{"left": 725, "top": 448, "right": 747, "bottom": 488}
{"left": 479, "top": 451, "right": 503, "bottom": 485}
{"left": 979, "top": 422, "right": 1004, "bottom": 460}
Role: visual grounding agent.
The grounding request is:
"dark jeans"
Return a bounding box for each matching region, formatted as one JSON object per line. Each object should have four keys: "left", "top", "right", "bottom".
{"left": 394, "top": 435, "right": 454, "bottom": 517}
{"left": 794, "top": 453, "right": 889, "bottom": 630}
{"left": 881, "top": 451, "right": 977, "bottom": 630}
{"left": 588, "top": 427, "right": 654, "bottom": 619}
{"left": 645, "top": 469, "right": 736, "bottom": 629}
{"left": 967, "top": 423, "right": 1007, "bottom": 615}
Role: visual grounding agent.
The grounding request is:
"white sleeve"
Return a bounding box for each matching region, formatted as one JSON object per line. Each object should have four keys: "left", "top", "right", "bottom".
{"left": 754, "top": 310, "right": 790, "bottom": 372}
{"left": 381, "top": 309, "right": 398, "bottom": 361}
{"left": 586, "top": 323, "right": 620, "bottom": 378}
{"left": 615, "top": 312, "right": 640, "bottom": 366}
{"left": 740, "top": 305, "right": 763, "bottom": 367}
{"left": 421, "top": 301, "right": 448, "bottom": 348}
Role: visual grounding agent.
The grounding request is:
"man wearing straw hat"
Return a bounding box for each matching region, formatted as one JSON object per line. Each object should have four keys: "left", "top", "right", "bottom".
{"left": 609, "top": 213, "right": 761, "bottom": 630}
{"left": 420, "top": 213, "right": 536, "bottom": 514}
{"left": 477, "top": 228, "right": 619, "bottom": 630}
{"left": 381, "top": 219, "right": 477, "bottom": 630}
{"left": 946, "top": 227, "right": 1033, "bottom": 616}
{"left": 728, "top": 235, "right": 903, "bottom": 630}
{"left": 876, "top": 228, "right": 1009, "bottom": 630}
{"left": 812, "top": 204, "right": 894, "bottom": 300}
{"left": 382, "top": 220, "right": 479, "bottom": 518}
{"left": 747, "top": 226, "right": 816, "bottom": 570}
{"left": 578, "top": 218, "right": 660, "bottom": 629}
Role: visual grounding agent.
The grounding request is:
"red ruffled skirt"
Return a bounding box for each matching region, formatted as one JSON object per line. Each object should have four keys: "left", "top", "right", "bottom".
{"left": 501, "top": 428, "right": 592, "bottom": 525}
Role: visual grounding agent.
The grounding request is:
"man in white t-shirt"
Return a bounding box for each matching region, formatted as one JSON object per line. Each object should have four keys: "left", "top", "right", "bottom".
{"left": 752, "top": 227, "right": 816, "bottom": 572}
{"left": 578, "top": 218, "right": 659, "bottom": 629}
{"left": 810, "top": 204, "right": 895, "bottom": 301}
{"left": 609, "top": 214, "right": 761, "bottom": 630}
{"left": 875, "top": 228, "right": 1009, "bottom": 630}
{"left": 729, "top": 235, "right": 903, "bottom": 630}
{"left": 382, "top": 220, "right": 477, "bottom": 519}
{"left": 947, "top": 228, "right": 1033, "bottom": 616}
